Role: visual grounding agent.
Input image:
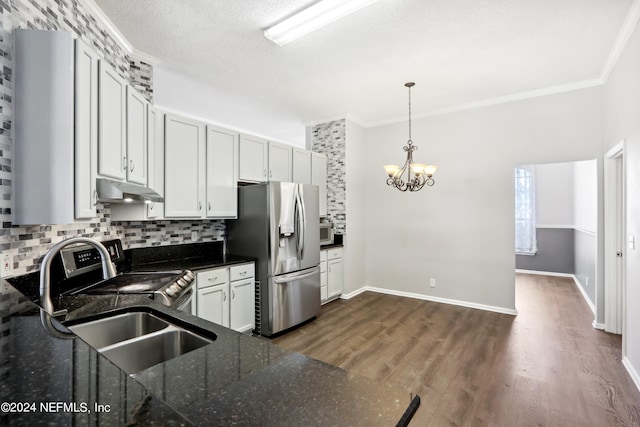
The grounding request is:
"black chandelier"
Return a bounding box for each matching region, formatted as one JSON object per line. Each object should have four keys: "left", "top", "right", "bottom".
{"left": 383, "top": 82, "right": 438, "bottom": 192}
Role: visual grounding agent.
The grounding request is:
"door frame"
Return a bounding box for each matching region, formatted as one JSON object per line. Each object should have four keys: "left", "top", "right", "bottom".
{"left": 604, "top": 140, "right": 625, "bottom": 336}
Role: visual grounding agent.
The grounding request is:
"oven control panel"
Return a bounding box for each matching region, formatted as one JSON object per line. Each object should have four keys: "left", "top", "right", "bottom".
{"left": 60, "top": 239, "right": 124, "bottom": 279}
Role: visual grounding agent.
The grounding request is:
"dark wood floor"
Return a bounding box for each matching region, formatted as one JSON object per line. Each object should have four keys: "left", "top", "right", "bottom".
{"left": 272, "top": 273, "right": 640, "bottom": 426}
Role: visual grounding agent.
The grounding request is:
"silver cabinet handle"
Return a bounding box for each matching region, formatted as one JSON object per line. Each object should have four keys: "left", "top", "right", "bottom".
{"left": 122, "top": 156, "right": 127, "bottom": 170}
{"left": 93, "top": 189, "right": 98, "bottom": 206}
{"left": 270, "top": 170, "right": 273, "bottom": 178}
{"left": 239, "top": 271, "right": 247, "bottom": 276}
{"left": 149, "top": 202, "right": 154, "bottom": 211}
{"left": 232, "top": 290, "right": 235, "bottom": 299}
{"left": 223, "top": 291, "right": 227, "bottom": 301}
{"left": 263, "top": 169, "right": 267, "bottom": 177}
{"left": 130, "top": 159, "right": 135, "bottom": 172}
{"left": 198, "top": 202, "right": 202, "bottom": 211}
{"left": 208, "top": 277, "right": 218, "bottom": 282}
{"left": 208, "top": 202, "right": 212, "bottom": 211}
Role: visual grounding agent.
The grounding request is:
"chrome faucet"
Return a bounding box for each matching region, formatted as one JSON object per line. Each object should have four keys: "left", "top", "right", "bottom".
{"left": 39, "top": 237, "right": 116, "bottom": 316}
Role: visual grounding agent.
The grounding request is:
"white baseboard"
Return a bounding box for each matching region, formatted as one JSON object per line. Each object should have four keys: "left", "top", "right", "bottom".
{"left": 341, "top": 286, "right": 517, "bottom": 316}
{"left": 340, "top": 287, "right": 368, "bottom": 300}
{"left": 623, "top": 357, "right": 640, "bottom": 393}
{"left": 516, "top": 269, "right": 597, "bottom": 316}
{"left": 592, "top": 321, "right": 605, "bottom": 330}
{"left": 516, "top": 269, "right": 574, "bottom": 277}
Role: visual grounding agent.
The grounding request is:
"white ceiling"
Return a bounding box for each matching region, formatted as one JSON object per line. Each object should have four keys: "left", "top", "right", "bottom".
{"left": 93, "top": 0, "right": 635, "bottom": 126}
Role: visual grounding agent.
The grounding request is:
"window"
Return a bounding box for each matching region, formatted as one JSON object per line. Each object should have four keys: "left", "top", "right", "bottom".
{"left": 515, "top": 165, "right": 537, "bottom": 255}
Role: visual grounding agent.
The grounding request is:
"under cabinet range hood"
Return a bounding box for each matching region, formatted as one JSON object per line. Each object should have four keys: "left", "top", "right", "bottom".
{"left": 96, "top": 178, "right": 164, "bottom": 203}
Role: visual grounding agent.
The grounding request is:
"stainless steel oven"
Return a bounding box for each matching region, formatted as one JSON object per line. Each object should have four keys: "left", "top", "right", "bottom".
{"left": 319, "top": 222, "right": 334, "bottom": 246}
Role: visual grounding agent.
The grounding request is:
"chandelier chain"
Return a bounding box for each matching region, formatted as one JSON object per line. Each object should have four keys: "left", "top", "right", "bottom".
{"left": 408, "top": 84, "right": 412, "bottom": 143}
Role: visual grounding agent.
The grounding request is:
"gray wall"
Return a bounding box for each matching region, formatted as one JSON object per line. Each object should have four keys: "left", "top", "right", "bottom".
{"left": 516, "top": 228, "right": 575, "bottom": 273}
{"left": 574, "top": 229, "right": 596, "bottom": 306}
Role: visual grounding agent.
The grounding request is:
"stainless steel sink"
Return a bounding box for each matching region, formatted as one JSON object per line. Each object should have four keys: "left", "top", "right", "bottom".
{"left": 68, "top": 312, "right": 170, "bottom": 348}
{"left": 67, "top": 310, "right": 215, "bottom": 374}
{"left": 100, "top": 328, "right": 211, "bottom": 374}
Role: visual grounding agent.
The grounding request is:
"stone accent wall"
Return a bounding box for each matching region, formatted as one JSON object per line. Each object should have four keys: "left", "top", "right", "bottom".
{"left": 312, "top": 119, "right": 346, "bottom": 234}
{"left": 0, "top": 0, "right": 224, "bottom": 278}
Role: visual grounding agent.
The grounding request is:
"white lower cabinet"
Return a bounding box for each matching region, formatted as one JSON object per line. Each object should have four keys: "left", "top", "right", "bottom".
{"left": 194, "top": 263, "right": 255, "bottom": 332}
{"left": 321, "top": 247, "right": 343, "bottom": 303}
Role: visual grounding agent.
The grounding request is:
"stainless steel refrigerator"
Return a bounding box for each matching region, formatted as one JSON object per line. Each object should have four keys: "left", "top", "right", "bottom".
{"left": 227, "top": 182, "right": 320, "bottom": 336}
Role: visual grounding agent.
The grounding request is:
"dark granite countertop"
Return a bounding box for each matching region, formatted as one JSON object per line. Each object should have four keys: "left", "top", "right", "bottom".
{"left": 321, "top": 243, "right": 344, "bottom": 250}
{"left": 1, "top": 281, "right": 420, "bottom": 426}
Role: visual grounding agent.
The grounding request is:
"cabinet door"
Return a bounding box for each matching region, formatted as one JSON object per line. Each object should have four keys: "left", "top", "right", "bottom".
{"left": 292, "top": 148, "right": 311, "bottom": 184}
{"left": 206, "top": 127, "right": 238, "bottom": 218}
{"left": 327, "top": 258, "right": 343, "bottom": 299}
{"left": 268, "top": 141, "right": 292, "bottom": 182}
{"left": 197, "top": 283, "right": 229, "bottom": 327}
{"left": 164, "top": 115, "right": 205, "bottom": 218}
{"left": 230, "top": 278, "right": 255, "bottom": 332}
{"left": 311, "top": 152, "right": 328, "bottom": 217}
{"left": 126, "top": 86, "right": 148, "bottom": 185}
{"left": 74, "top": 39, "right": 99, "bottom": 219}
{"left": 320, "top": 261, "right": 328, "bottom": 302}
{"left": 239, "top": 134, "right": 268, "bottom": 182}
{"left": 147, "top": 106, "right": 157, "bottom": 191}
{"left": 98, "top": 63, "right": 126, "bottom": 180}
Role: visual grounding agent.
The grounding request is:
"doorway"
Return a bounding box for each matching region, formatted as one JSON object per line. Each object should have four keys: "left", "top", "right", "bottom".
{"left": 604, "top": 141, "right": 625, "bottom": 335}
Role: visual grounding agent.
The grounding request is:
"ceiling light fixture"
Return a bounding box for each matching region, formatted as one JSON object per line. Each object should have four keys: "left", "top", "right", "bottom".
{"left": 384, "top": 82, "right": 438, "bottom": 192}
{"left": 264, "top": 0, "right": 380, "bottom": 46}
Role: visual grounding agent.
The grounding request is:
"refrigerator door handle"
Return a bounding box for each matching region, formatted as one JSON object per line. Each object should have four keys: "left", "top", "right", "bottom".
{"left": 272, "top": 267, "right": 320, "bottom": 284}
{"left": 299, "top": 185, "right": 306, "bottom": 261}
{"left": 295, "top": 186, "right": 304, "bottom": 261}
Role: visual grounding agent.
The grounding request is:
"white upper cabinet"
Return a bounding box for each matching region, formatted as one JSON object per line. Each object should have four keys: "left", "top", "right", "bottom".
{"left": 312, "top": 152, "right": 328, "bottom": 217}
{"left": 98, "top": 62, "right": 127, "bottom": 180}
{"left": 74, "top": 39, "right": 99, "bottom": 219}
{"left": 239, "top": 134, "right": 268, "bottom": 182}
{"left": 125, "top": 86, "right": 148, "bottom": 185}
{"left": 164, "top": 114, "right": 205, "bottom": 218}
{"left": 206, "top": 126, "right": 238, "bottom": 218}
{"left": 14, "top": 30, "right": 98, "bottom": 224}
{"left": 268, "top": 141, "right": 292, "bottom": 182}
{"left": 292, "top": 148, "right": 312, "bottom": 184}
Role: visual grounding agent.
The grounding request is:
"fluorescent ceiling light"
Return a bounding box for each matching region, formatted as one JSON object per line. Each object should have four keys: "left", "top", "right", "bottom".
{"left": 264, "top": 0, "right": 380, "bottom": 46}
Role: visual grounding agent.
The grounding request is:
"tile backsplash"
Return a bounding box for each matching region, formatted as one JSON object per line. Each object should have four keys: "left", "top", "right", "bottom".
{"left": 312, "top": 119, "right": 346, "bottom": 234}
{"left": 0, "top": 0, "right": 223, "bottom": 277}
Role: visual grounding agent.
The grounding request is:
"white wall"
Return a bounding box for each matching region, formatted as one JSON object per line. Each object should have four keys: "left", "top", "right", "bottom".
{"left": 574, "top": 160, "right": 598, "bottom": 232}
{"left": 363, "top": 87, "right": 604, "bottom": 312}
{"left": 153, "top": 66, "right": 307, "bottom": 147}
{"left": 344, "top": 120, "right": 367, "bottom": 294}
{"left": 535, "top": 162, "right": 574, "bottom": 227}
{"left": 603, "top": 11, "right": 640, "bottom": 386}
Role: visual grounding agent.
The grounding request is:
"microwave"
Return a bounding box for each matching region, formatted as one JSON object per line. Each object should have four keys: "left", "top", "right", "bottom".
{"left": 319, "top": 222, "right": 334, "bottom": 246}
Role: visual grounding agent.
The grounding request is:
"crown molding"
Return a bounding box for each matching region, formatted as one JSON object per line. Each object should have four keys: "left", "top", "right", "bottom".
{"left": 79, "top": 0, "right": 132, "bottom": 53}
{"left": 314, "top": 0, "right": 640, "bottom": 129}
{"left": 131, "top": 49, "right": 161, "bottom": 66}
{"left": 364, "top": 78, "right": 604, "bottom": 128}
{"left": 600, "top": 0, "right": 640, "bottom": 81}
{"left": 79, "top": 0, "right": 159, "bottom": 64}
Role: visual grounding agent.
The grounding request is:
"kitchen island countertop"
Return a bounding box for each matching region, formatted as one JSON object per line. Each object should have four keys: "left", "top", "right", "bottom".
{"left": 0, "top": 278, "right": 420, "bottom": 426}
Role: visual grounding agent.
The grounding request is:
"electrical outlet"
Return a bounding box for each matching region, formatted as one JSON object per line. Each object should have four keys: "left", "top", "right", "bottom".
{"left": 429, "top": 278, "right": 436, "bottom": 288}
{"left": 1, "top": 253, "right": 12, "bottom": 278}
{"left": 191, "top": 230, "right": 199, "bottom": 241}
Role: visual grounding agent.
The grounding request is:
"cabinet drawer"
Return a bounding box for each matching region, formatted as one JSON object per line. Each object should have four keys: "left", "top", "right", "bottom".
{"left": 230, "top": 263, "right": 255, "bottom": 281}
{"left": 320, "top": 250, "right": 327, "bottom": 262}
{"left": 327, "top": 247, "right": 342, "bottom": 260}
{"left": 197, "top": 268, "right": 228, "bottom": 289}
